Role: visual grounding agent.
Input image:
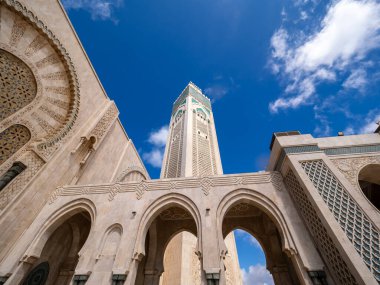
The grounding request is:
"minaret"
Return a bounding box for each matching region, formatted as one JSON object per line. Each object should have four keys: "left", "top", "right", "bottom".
{"left": 160, "top": 82, "right": 223, "bottom": 178}
{"left": 159, "top": 82, "right": 242, "bottom": 285}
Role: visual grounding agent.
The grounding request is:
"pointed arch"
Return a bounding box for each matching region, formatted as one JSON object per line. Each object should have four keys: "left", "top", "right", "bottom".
{"left": 24, "top": 198, "right": 96, "bottom": 259}
{"left": 216, "top": 188, "right": 297, "bottom": 256}
{"left": 134, "top": 193, "right": 202, "bottom": 257}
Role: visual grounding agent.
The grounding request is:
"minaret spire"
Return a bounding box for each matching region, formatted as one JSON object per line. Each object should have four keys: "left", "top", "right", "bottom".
{"left": 160, "top": 82, "right": 223, "bottom": 178}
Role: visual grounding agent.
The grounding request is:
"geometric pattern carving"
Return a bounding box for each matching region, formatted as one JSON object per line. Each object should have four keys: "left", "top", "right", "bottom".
{"left": 90, "top": 102, "right": 119, "bottom": 146}
{"left": 332, "top": 156, "right": 380, "bottom": 189}
{"left": 0, "top": 151, "right": 44, "bottom": 210}
{"left": 301, "top": 160, "right": 380, "bottom": 283}
{"left": 0, "top": 49, "right": 37, "bottom": 121}
{"left": 159, "top": 207, "right": 193, "bottom": 220}
{"left": 284, "top": 170, "right": 358, "bottom": 285}
{"left": 200, "top": 177, "right": 213, "bottom": 195}
{"left": 0, "top": 124, "right": 31, "bottom": 165}
{"left": 49, "top": 172, "right": 275, "bottom": 198}
{"left": 225, "top": 203, "right": 261, "bottom": 218}
{"left": 135, "top": 181, "right": 148, "bottom": 200}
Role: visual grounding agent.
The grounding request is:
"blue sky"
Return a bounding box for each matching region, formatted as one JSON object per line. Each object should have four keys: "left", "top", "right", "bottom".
{"left": 62, "top": 0, "right": 380, "bottom": 284}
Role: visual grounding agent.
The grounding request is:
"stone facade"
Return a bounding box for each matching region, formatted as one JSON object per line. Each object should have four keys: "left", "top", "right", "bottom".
{"left": 0, "top": 1, "right": 380, "bottom": 285}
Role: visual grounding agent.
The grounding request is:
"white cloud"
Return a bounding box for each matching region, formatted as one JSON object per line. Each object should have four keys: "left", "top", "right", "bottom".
{"left": 143, "top": 149, "right": 164, "bottom": 168}
{"left": 204, "top": 85, "right": 228, "bottom": 101}
{"left": 143, "top": 126, "right": 169, "bottom": 168}
{"left": 271, "top": 28, "right": 288, "bottom": 60}
{"left": 292, "top": 0, "right": 380, "bottom": 71}
{"left": 343, "top": 109, "right": 380, "bottom": 134}
{"left": 300, "top": 10, "right": 308, "bottom": 20}
{"left": 359, "top": 111, "right": 380, "bottom": 134}
{"left": 62, "top": 0, "right": 123, "bottom": 21}
{"left": 241, "top": 265, "right": 274, "bottom": 285}
{"left": 269, "top": 0, "right": 380, "bottom": 112}
{"left": 148, "top": 126, "right": 169, "bottom": 147}
{"left": 343, "top": 69, "right": 367, "bottom": 91}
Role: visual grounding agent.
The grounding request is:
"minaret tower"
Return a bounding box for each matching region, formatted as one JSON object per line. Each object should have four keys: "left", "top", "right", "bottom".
{"left": 160, "top": 82, "right": 223, "bottom": 178}
{"left": 159, "top": 82, "right": 242, "bottom": 285}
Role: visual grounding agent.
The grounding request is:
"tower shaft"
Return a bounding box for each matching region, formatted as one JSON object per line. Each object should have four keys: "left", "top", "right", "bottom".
{"left": 161, "top": 82, "right": 223, "bottom": 178}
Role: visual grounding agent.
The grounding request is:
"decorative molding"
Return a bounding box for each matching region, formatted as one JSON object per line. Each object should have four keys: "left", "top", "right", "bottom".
{"left": 89, "top": 102, "right": 119, "bottom": 149}
{"left": 50, "top": 172, "right": 279, "bottom": 200}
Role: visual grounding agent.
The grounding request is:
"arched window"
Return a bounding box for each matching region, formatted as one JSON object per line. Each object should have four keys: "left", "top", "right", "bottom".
{"left": 358, "top": 164, "right": 380, "bottom": 210}
{"left": 0, "top": 125, "right": 31, "bottom": 165}
{"left": 0, "top": 49, "right": 37, "bottom": 121}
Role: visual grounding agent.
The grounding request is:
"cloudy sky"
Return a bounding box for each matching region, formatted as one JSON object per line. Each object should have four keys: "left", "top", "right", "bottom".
{"left": 62, "top": 0, "right": 380, "bottom": 284}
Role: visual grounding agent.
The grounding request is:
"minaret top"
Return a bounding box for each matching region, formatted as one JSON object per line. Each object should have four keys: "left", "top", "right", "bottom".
{"left": 172, "top": 82, "right": 211, "bottom": 115}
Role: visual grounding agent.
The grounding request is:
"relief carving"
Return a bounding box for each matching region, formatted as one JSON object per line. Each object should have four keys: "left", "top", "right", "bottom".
{"left": 332, "top": 156, "right": 380, "bottom": 189}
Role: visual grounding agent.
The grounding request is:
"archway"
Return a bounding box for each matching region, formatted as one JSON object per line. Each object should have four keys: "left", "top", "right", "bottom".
{"left": 222, "top": 201, "right": 300, "bottom": 285}
{"left": 135, "top": 205, "right": 198, "bottom": 285}
{"left": 358, "top": 164, "right": 380, "bottom": 210}
{"left": 21, "top": 211, "right": 91, "bottom": 285}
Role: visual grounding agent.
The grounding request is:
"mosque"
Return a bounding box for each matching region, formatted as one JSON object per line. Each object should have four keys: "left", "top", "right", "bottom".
{"left": 0, "top": 1, "right": 380, "bottom": 284}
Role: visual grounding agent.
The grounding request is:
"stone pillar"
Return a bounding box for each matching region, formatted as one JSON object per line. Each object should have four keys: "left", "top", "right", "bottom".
{"left": 201, "top": 213, "right": 224, "bottom": 285}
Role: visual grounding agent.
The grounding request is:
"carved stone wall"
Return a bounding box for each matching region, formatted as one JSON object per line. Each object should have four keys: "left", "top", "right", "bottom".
{"left": 0, "top": 150, "right": 44, "bottom": 210}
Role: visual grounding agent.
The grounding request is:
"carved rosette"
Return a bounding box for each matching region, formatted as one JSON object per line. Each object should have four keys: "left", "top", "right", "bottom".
{"left": 332, "top": 155, "right": 380, "bottom": 190}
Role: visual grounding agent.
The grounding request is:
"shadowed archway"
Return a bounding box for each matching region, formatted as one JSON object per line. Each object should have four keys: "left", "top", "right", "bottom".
{"left": 358, "top": 164, "right": 380, "bottom": 211}
{"left": 135, "top": 206, "right": 198, "bottom": 285}
{"left": 222, "top": 201, "right": 301, "bottom": 285}
{"left": 21, "top": 211, "right": 91, "bottom": 285}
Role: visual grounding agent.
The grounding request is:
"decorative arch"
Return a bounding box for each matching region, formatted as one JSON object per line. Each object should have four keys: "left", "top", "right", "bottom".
{"left": 97, "top": 223, "right": 123, "bottom": 259}
{"left": 24, "top": 198, "right": 96, "bottom": 259}
{"left": 0, "top": 124, "right": 31, "bottom": 165}
{"left": 115, "top": 166, "right": 149, "bottom": 183}
{"left": 216, "top": 188, "right": 297, "bottom": 255}
{"left": 217, "top": 189, "right": 303, "bottom": 285}
{"left": 0, "top": 0, "right": 80, "bottom": 156}
{"left": 134, "top": 193, "right": 202, "bottom": 256}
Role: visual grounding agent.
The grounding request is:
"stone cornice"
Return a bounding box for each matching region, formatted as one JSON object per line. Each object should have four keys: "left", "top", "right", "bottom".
{"left": 49, "top": 172, "right": 283, "bottom": 203}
